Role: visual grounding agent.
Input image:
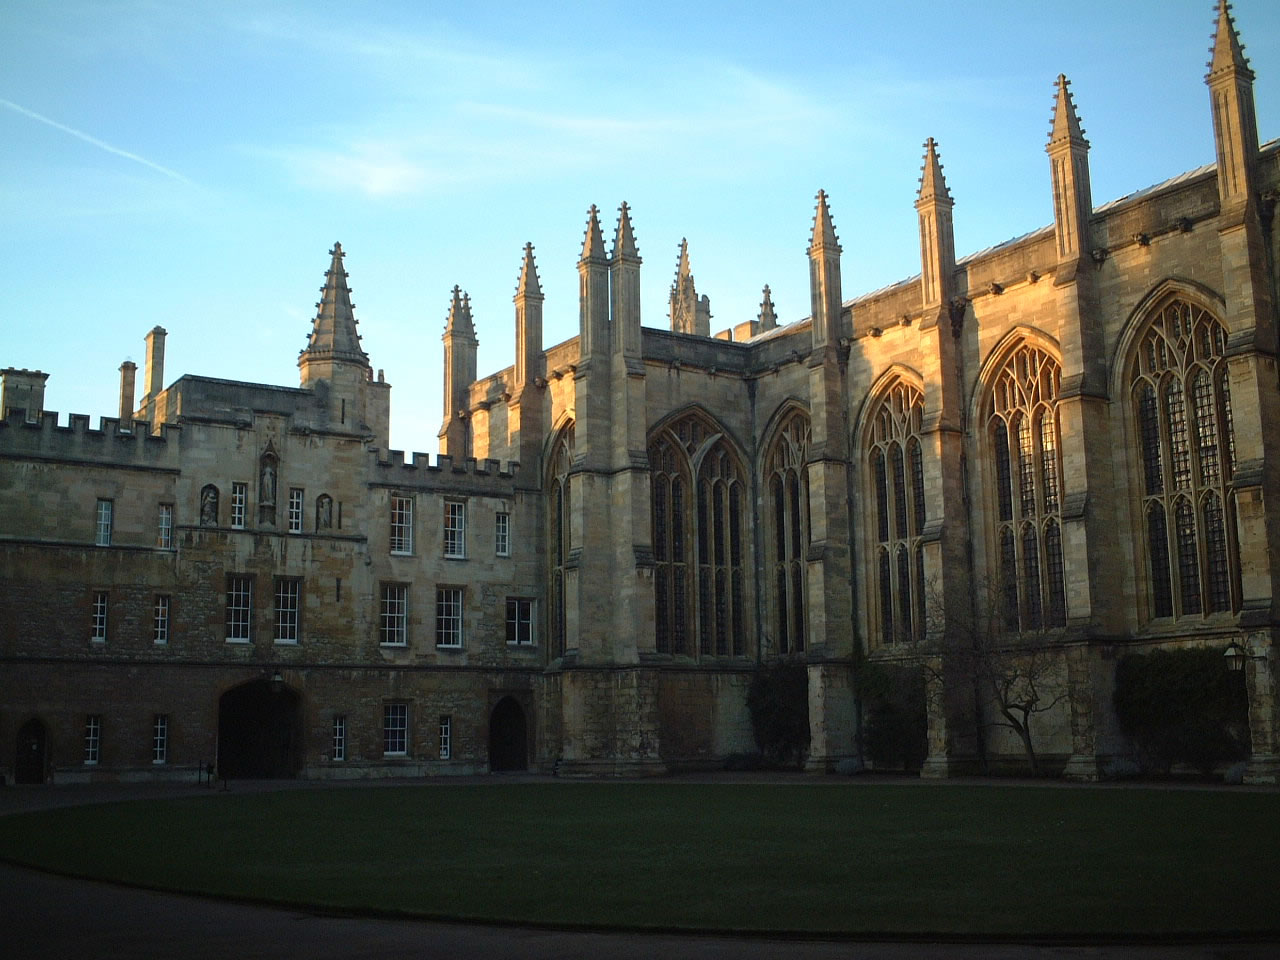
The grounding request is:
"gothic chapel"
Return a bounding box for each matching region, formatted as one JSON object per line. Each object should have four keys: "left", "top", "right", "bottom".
{"left": 2, "top": 4, "right": 1278, "bottom": 782}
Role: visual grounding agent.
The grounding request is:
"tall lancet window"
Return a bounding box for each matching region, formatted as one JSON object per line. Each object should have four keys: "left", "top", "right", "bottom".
{"left": 1129, "top": 299, "right": 1239, "bottom": 619}
{"left": 765, "top": 410, "right": 810, "bottom": 654}
{"left": 985, "top": 344, "right": 1067, "bottom": 630}
{"left": 649, "top": 413, "right": 748, "bottom": 657}
{"left": 866, "top": 380, "right": 926, "bottom": 645}
{"left": 548, "top": 424, "right": 574, "bottom": 656}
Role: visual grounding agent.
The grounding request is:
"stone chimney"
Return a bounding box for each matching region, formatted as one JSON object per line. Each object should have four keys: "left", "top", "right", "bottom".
{"left": 143, "top": 326, "right": 167, "bottom": 401}
{"left": 118, "top": 361, "right": 137, "bottom": 421}
{"left": 0, "top": 368, "right": 49, "bottom": 421}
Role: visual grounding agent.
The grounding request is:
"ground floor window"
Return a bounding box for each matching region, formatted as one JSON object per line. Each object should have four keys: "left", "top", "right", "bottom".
{"left": 439, "top": 715, "right": 452, "bottom": 760}
{"left": 84, "top": 715, "right": 100, "bottom": 765}
{"left": 331, "top": 715, "right": 346, "bottom": 761}
{"left": 152, "top": 714, "right": 168, "bottom": 764}
{"left": 383, "top": 703, "right": 408, "bottom": 756}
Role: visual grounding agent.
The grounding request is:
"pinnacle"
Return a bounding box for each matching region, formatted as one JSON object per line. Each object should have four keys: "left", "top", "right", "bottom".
{"left": 300, "top": 241, "right": 368, "bottom": 365}
{"left": 445, "top": 285, "right": 475, "bottom": 338}
{"left": 580, "top": 204, "right": 607, "bottom": 262}
{"left": 1047, "top": 74, "right": 1088, "bottom": 150}
{"left": 916, "top": 137, "right": 953, "bottom": 205}
{"left": 809, "top": 190, "right": 840, "bottom": 253}
{"left": 1206, "top": 1, "right": 1252, "bottom": 81}
{"left": 515, "top": 242, "right": 542, "bottom": 299}
{"left": 674, "top": 238, "right": 692, "bottom": 286}
{"left": 758, "top": 284, "right": 777, "bottom": 330}
{"left": 613, "top": 202, "right": 640, "bottom": 261}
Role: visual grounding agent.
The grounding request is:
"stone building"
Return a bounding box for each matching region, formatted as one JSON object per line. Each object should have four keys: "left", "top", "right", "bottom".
{"left": 2, "top": 4, "right": 1277, "bottom": 783}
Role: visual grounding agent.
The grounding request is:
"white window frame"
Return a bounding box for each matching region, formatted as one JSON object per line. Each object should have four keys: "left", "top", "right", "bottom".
{"left": 230, "top": 482, "right": 248, "bottom": 529}
{"left": 95, "top": 499, "right": 113, "bottom": 546}
{"left": 274, "top": 577, "right": 301, "bottom": 644}
{"left": 443, "top": 501, "right": 466, "bottom": 559}
{"left": 383, "top": 703, "right": 408, "bottom": 756}
{"left": 152, "top": 714, "right": 168, "bottom": 764}
{"left": 153, "top": 595, "right": 170, "bottom": 644}
{"left": 436, "top": 586, "right": 464, "bottom": 648}
{"left": 84, "top": 715, "right": 101, "bottom": 765}
{"left": 157, "top": 503, "right": 173, "bottom": 549}
{"left": 288, "top": 488, "right": 304, "bottom": 534}
{"left": 390, "top": 495, "right": 414, "bottom": 555}
{"left": 91, "top": 591, "right": 108, "bottom": 643}
{"left": 439, "top": 714, "right": 451, "bottom": 760}
{"left": 331, "top": 715, "right": 346, "bottom": 761}
{"left": 506, "top": 597, "right": 535, "bottom": 645}
{"left": 380, "top": 583, "right": 408, "bottom": 646}
{"left": 226, "top": 575, "right": 252, "bottom": 643}
{"left": 495, "top": 511, "right": 510, "bottom": 557}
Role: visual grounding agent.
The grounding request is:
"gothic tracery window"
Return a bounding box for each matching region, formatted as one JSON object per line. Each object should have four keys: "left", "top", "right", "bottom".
{"left": 649, "top": 413, "right": 748, "bottom": 657}
{"left": 985, "top": 343, "right": 1067, "bottom": 631}
{"left": 865, "top": 381, "right": 926, "bottom": 645}
{"left": 765, "top": 410, "right": 810, "bottom": 654}
{"left": 1130, "top": 299, "right": 1239, "bottom": 618}
{"left": 548, "top": 424, "right": 574, "bottom": 656}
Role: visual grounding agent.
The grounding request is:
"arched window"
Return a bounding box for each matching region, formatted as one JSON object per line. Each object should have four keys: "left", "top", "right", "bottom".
{"left": 649, "top": 413, "right": 748, "bottom": 657}
{"left": 984, "top": 343, "right": 1067, "bottom": 630}
{"left": 548, "top": 424, "right": 574, "bottom": 656}
{"left": 1129, "top": 299, "right": 1239, "bottom": 618}
{"left": 764, "top": 410, "right": 809, "bottom": 654}
{"left": 864, "top": 381, "right": 926, "bottom": 645}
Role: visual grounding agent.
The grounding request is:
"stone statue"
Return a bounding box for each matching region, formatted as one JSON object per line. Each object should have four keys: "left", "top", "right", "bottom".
{"left": 316, "top": 494, "right": 333, "bottom": 530}
{"left": 200, "top": 485, "right": 218, "bottom": 526}
{"left": 260, "top": 457, "right": 276, "bottom": 505}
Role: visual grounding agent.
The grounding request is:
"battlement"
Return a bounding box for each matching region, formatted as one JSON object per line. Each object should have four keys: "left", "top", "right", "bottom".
{"left": 0, "top": 408, "right": 182, "bottom": 467}
{"left": 373, "top": 448, "right": 519, "bottom": 489}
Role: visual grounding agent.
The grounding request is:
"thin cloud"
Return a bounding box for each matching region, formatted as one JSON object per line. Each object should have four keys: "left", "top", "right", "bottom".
{"left": 1, "top": 98, "right": 192, "bottom": 184}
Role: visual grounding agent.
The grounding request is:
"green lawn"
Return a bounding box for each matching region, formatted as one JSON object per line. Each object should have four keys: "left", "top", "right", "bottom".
{"left": 0, "top": 782, "right": 1275, "bottom": 936}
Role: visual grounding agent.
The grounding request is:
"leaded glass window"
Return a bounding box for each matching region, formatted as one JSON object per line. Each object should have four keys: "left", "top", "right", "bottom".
{"left": 985, "top": 344, "right": 1067, "bottom": 630}
{"left": 650, "top": 412, "right": 749, "bottom": 658}
{"left": 766, "top": 410, "right": 809, "bottom": 654}
{"left": 548, "top": 424, "right": 574, "bottom": 656}
{"left": 1129, "top": 299, "right": 1240, "bottom": 619}
{"left": 865, "top": 381, "right": 926, "bottom": 644}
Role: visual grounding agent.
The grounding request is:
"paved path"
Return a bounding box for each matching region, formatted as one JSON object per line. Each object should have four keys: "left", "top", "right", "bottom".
{"left": 1, "top": 776, "right": 1276, "bottom": 960}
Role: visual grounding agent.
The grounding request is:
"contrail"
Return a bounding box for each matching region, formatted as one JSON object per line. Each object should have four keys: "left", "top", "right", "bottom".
{"left": 1, "top": 98, "right": 192, "bottom": 184}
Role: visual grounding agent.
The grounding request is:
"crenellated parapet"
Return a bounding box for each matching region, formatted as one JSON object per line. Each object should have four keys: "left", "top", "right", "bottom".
{"left": 0, "top": 408, "right": 183, "bottom": 468}
{"left": 372, "top": 448, "right": 519, "bottom": 493}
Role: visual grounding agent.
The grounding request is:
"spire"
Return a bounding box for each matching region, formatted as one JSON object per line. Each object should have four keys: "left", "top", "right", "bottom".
{"left": 758, "top": 284, "right": 777, "bottom": 331}
{"left": 613, "top": 202, "right": 640, "bottom": 261}
{"left": 515, "top": 243, "right": 542, "bottom": 299}
{"left": 1047, "top": 75, "right": 1088, "bottom": 150}
{"left": 580, "top": 205, "right": 607, "bottom": 262}
{"left": 444, "top": 285, "right": 476, "bottom": 340}
{"left": 808, "top": 190, "right": 840, "bottom": 254}
{"left": 674, "top": 238, "right": 691, "bottom": 284}
{"left": 302, "top": 242, "right": 368, "bottom": 366}
{"left": 916, "top": 138, "right": 953, "bottom": 206}
{"left": 1207, "top": 1, "right": 1252, "bottom": 81}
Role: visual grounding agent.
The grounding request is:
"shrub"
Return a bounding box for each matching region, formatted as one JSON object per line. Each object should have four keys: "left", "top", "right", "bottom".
{"left": 1113, "top": 647, "right": 1250, "bottom": 775}
{"left": 856, "top": 661, "right": 928, "bottom": 771}
{"left": 746, "top": 659, "right": 810, "bottom": 768}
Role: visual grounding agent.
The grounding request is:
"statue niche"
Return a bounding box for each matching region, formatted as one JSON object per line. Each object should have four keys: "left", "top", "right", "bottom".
{"left": 258, "top": 447, "right": 278, "bottom": 525}
{"left": 200, "top": 484, "right": 219, "bottom": 526}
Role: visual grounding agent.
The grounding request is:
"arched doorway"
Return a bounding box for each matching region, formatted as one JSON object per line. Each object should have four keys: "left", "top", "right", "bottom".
{"left": 15, "top": 719, "right": 46, "bottom": 784}
{"left": 489, "top": 697, "right": 527, "bottom": 772}
{"left": 217, "top": 678, "right": 301, "bottom": 779}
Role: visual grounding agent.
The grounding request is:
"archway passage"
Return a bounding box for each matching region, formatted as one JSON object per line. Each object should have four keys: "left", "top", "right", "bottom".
{"left": 15, "top": 718, "right": 46, "bottom": 784}
{"left": 218, "top": 680, "right": 301, "bottom": 779}
{"left": 488, "top": 697, "right": 528, "bottom": 772}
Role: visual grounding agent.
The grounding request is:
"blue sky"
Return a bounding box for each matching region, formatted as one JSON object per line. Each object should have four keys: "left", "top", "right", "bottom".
{"left": 3, "top": 1, "right": 1278, "bottom": 455}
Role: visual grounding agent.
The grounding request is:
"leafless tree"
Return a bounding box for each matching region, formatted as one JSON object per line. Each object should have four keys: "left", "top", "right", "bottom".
{"left": 921, "top": 576, "right": 1068, "bottom": 775}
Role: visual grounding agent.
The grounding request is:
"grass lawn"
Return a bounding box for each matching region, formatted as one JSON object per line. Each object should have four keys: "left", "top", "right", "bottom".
{"left": 0, "top": 782, "right": 1275, "bottom": 936}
